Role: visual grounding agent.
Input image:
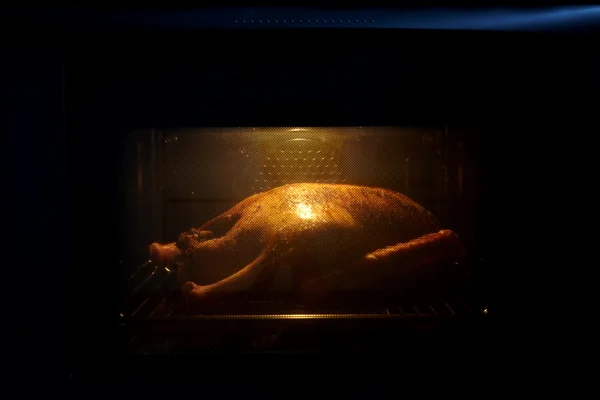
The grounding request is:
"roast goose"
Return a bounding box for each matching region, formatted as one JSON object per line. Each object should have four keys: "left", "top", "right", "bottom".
{"left": 149, "top": 183, "right": 464, "bottom": 305}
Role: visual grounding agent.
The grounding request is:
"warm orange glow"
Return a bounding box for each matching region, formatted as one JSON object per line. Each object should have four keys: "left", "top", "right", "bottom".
{"left": 295, "top": 203, "right": 314, "bottom": 219}
{"left": 280, "top": 314, "right": 319, "bottom": 319}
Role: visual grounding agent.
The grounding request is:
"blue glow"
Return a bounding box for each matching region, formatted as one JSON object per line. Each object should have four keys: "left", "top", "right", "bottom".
{"left": 18, "top": 5, "right": 600, "bottom": 31}
{"left": 379, "top": 6, "right": 600, "bottom": 31}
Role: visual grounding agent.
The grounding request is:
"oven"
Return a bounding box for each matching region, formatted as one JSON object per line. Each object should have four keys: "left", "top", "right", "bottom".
{"left": 5, "top": 2, "right": 599, "bottom": 384}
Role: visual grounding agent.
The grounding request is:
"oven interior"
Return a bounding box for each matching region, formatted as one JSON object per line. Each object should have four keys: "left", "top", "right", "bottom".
{"left": 115, "top": 125, "right": 488, "bottom": 353}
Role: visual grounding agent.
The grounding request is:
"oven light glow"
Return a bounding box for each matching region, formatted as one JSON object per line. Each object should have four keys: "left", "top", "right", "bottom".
{"left": 288, "top": 128, "right": 308, "bottom": 132}
{"left": 296, "top": 203, "right": 314, "bottom": 219}
{"left": 282, "top": 314, "right": 317, "bottom": 319}
{"left": 482, "top": 308, "right": 488, "bottom": 314}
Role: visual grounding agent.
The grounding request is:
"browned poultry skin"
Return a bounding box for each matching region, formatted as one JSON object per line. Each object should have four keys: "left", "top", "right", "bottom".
{"left": 149, "top": 183, "right": 464, "bottom": 305}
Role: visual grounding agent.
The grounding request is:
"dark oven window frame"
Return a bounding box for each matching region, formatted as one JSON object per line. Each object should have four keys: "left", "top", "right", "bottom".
{"left": 8, "top": 4, "right": 599, "bottom": 375}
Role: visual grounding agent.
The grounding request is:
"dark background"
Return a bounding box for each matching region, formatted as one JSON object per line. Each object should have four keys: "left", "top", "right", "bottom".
{"left": 2, "top": 2, "right": 597, "bottom": 388}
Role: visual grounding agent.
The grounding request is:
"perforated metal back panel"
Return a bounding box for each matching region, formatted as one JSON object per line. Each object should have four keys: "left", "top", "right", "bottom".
{"left": 259, "top": 136, "right": 344, "bottom": 191}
